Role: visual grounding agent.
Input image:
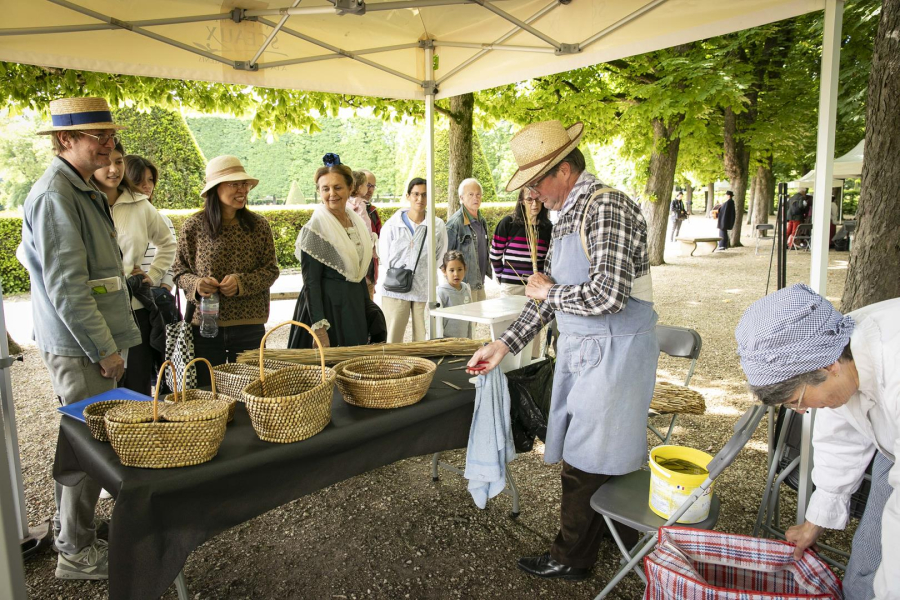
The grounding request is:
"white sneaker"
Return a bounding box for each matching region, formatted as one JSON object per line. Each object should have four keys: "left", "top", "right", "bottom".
{"left": 55, "top": 539, "right": 109, "bottom": 580}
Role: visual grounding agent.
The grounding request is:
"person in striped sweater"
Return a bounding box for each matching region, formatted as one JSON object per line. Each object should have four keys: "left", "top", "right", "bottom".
{"left": 490, "top": 190, "right": 553, "bottom": 358}
{"left": 490, "top": 189, "right": 553, "bottom": 295}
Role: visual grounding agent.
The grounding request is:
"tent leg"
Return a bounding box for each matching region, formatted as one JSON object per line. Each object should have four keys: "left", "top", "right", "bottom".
{"left": 799, "top": 0, "right": 843, "bottom": 524}
{"left": 424, "top": 44, "right": 438, "bottom": 340}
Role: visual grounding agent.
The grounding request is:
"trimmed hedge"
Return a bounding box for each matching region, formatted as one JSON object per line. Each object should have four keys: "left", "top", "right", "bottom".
{"left": 0, "top": 203, "right": 518, "bottom": 293}
{"left": 0, "top": 218, "right": 28, "bottom": 294}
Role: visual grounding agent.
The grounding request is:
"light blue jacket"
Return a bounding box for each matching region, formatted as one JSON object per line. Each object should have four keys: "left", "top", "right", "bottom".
{"left": 446, "top": 208, "right": 492, "bottom": 291}
{"left": 20, "top": 157, "right": 141, "bottom": 361}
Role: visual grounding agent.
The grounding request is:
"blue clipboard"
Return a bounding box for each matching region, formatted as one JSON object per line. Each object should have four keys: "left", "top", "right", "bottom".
{"left": 57, "top": 388, "right": 153, "bottom": 423}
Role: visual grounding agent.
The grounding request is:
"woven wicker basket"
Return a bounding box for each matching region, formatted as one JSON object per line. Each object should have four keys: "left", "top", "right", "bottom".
{"left": 334, "top": 356, "right": 436, "bottom": 409}
{"left": 83, "top": 399, "right": 130, "bottom": 442}
{"left": 213, "top": 360, "right": 296, "bottom": 400}
{"left": 241, "top": 321, "right": 336, "bottom": 444}
{"left": 341, "top": 356, "right": 416, "bottom": 381}
{"left": 165, "top": 358, "right": 237, "bottom": 422}
{"left": 650, "top": 381, "right": 706, "bottom": 415}
{"left": 105, "top": 361, "right": 230, "bottom": 469}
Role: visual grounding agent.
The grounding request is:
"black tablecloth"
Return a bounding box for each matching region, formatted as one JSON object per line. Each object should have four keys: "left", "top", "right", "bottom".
{"left": 54, "top": 363, "right": 476, "bottom": 600}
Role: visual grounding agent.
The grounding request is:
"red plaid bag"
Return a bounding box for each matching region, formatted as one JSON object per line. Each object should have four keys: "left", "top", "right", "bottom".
{"left": 644, "top": 527, "right": 842, "bottom": 600}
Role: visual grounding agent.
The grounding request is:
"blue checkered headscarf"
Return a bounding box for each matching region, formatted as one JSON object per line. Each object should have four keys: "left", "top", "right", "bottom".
{"left": 735, "top": 284, "right": 855, "bottom": 386}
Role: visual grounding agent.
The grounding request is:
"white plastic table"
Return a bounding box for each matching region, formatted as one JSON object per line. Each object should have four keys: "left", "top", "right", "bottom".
{"left": 431, "top": 295, "right": 538, "bottom": 372}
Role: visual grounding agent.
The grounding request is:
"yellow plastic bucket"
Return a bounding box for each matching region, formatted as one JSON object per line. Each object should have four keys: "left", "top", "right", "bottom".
{"left": 648, "top": 445, "right": 714, "bottom": 524}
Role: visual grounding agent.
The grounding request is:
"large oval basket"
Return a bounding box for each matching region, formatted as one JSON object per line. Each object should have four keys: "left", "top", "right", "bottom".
{"left": 105, "top": 362, "right": 229, "bottom": 469}
{"left": 213, "top": 360, "right": 297, "bottom": 400}
{"left": 334, "top": 356, "right": 436, "bottom": 409}
{"left": 165, "top": 358, "right": 237, "bottom": 422}
{"left": 241, "top": 321, "right": 335, "bottom": 444}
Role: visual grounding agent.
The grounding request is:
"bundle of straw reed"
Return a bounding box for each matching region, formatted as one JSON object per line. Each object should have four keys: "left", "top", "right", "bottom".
{"left": 237, "top": 338, "right": 490, "bottom": 366}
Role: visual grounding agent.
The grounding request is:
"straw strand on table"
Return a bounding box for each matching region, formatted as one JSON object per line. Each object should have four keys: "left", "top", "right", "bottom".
{"left": 238, "top": 338, "right": 489, "bottom": 366}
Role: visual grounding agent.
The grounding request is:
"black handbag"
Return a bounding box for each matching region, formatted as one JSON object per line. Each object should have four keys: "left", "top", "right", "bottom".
{"left": 382, "top": 227, "right": 427, "bottom": 294}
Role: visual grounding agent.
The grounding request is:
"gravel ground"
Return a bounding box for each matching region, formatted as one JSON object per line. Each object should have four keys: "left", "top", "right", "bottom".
{"left": 10, "top": 224, "right": 856, "bottom": 599}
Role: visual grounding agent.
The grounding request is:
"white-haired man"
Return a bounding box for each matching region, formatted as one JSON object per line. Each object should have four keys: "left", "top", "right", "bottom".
{"left": 446, "top": 178, "right": 492, "bottom": 302}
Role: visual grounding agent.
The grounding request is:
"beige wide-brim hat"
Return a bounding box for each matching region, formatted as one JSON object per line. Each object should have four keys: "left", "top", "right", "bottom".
{"left": 200, "top": 155, "right": 260, "bottom": 198}
{"left": 36, "top": 97, "right": 126, "bottom": 134}
{"left": 505, "top": 120, "right": 584, "bottom": 192}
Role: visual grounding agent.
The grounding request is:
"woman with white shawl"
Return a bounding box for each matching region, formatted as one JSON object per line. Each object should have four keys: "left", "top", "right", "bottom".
{"left": 288, "top": 159, "right": 385, "bottom": 349}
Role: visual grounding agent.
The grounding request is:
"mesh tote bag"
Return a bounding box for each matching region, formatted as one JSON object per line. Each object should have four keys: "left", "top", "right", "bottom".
{"left": 164, "top": 301, "right": 196, "bottom": 392}
{"left": 644, "top": 527, "right": 842, "bottom": 600}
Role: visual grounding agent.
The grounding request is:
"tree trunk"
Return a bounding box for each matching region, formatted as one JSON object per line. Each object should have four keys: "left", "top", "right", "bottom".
{"left": 447, "top": 93, "right": 474, "bottom": 216}
{"left": 706, "top": 182, "right": 715, "bottom": 216}
{"left": 752, "top": 157, "right": 774, "bottom": 229}
{"left": 841, "top": 0, "right": 900, "bottom": 311}
{"left": 723, "top": 107, "right": 751, "bottom": 246}
{"left": 747, "top": 174, "right": 759, "bottom": 225}
{"left": 641, "top": 116, "right": 683, "bottom": 266}
{"left": 685, "top": 182, "right": 694, "bottom": 214}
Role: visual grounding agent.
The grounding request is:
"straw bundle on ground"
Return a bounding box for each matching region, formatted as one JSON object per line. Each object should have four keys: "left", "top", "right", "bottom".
{"left": 238, "top": 338, "right": 488, "bottom": 366}
{"left": 650, "top": 381, "right": 706, "bottom": 415}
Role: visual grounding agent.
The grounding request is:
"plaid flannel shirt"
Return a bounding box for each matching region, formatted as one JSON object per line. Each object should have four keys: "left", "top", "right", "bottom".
{"left": 499, "top": 171, "right": 650, "bottom": 354}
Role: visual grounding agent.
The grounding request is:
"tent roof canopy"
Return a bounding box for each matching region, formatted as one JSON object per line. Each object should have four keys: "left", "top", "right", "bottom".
{"left": 1, "top": 0, "right": 825, "bottom": 101}
{"left": 789, "top": 139, "right": 864, "bottom": 187}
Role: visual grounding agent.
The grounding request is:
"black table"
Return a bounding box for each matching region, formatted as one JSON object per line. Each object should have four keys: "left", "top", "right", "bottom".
{"left": 54, "top": 363, "right": 476, "bottom": 600}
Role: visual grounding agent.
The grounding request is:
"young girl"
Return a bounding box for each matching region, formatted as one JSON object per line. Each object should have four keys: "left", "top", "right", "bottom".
{"left": 437, "top": 250, "right": 474, "bottom": 338}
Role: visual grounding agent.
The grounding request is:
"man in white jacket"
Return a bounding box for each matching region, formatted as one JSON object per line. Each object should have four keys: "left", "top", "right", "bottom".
{"left": 735, "top": 284, "right": 898, "bottom": 600}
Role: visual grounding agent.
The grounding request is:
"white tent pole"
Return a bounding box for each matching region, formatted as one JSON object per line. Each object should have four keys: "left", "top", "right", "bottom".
{"left": 434, "top": 41, "right": 557, "bottom": 53}
{"left": 798, "top": 0, "right": 843, "bottom": 526}
{"left": 475, "top": 1, "right": 562, "bottom": 50}
{"left": 244, "top": 0, "right": 483, "bottom": 17}
{"left": 0, "top": 13, "right": 231, "bottom": 37}
{"left": 425, "top": 43, "right": 438, "bottom": 339}
{"left": 250, "top": 0, "right": 301, "bottom": 67}
{"left": 0, "top": 284, "right": 27, "bottom": 541}
{"left": 256, "top": 43, "right": 422, "bottom": 70}
{"left": 0, "top": 406, "right": 27, "bottom": 600}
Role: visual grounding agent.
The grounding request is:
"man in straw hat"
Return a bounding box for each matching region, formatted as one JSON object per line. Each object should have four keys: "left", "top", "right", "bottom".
{"left": 735, "top": 284, "right": 898, "bottom": 600}
{"left": 467, "top": 120, "right": 657, "bottom": 580}
{"left": 20, "top": 97, "right": 141, "bottom": 580}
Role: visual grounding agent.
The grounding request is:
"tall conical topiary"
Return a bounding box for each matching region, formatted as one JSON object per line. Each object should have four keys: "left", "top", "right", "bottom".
{"left": 407, "top": 128, "right": 497, "bottom": 204}
{"left": 286, "top": 181, "right": 304, "bottom": 205}
{"left": 114, "top": 107, "right": 207, "bottom": 209}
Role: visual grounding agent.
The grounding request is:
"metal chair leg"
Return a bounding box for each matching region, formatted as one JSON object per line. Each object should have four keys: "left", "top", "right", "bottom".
{"left": 431, "top": 452, "right": 440, "bottom": 481}
{"left": 505, "top": 468, "right": 520, "bottom": 519}
{"left": 174, "top": 570, "right": 189, "bottom": 600}
{"left": 603, "top": 516, "right": 647, "bottom": 585}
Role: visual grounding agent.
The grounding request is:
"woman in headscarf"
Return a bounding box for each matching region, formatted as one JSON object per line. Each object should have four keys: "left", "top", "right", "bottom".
{"left": 735, "top": 284, "right": 899, "bottom": 600}
{"left": 288, "top": 158, "right": 384, "bottom": 348}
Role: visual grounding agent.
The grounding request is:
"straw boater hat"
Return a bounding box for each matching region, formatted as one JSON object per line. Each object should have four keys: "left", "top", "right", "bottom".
{"left": 37, "top": 97, "right": 125, "bottom": 135}
{"left": 505, "top": 120, "right": 584, "bottom": 192}
{"left": 200, "top": 155, "right": 260, "bottom": 198}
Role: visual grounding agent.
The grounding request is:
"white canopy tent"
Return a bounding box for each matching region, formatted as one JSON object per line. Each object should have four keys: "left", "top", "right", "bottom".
{"left": 790, "top": 139, "right": 864, "bottom": 186}
{"left": 0, "top": 0, "right": 846, "bottom": 590}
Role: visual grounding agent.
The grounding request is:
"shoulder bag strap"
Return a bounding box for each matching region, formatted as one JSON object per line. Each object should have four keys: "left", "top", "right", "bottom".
{"left": 580, "top": 187, "right": 619, "bottom": 260}
{"left": 408, "top": 226, "right": 428, "bottom": 273}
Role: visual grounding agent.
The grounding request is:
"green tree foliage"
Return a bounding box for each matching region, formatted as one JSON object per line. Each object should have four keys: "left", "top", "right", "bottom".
{"left": 114, "top": 107, "right": 207, "bottom": 209}
{"left": 0, "top": 115, "right": 54, "bottom": 209}
{"left": 407, "top": 128, "right": 497, "bottom": 205}
{"left": 0, "top": 218, "right": 28, "bottom": 294}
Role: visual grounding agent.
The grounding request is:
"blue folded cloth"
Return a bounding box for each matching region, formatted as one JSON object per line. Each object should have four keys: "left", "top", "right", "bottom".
{"left": 464, "top": 368, "right": 516, "bottom": 509}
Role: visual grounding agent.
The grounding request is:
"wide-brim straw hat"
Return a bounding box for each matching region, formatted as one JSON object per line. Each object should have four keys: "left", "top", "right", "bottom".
{"left": 37, "top": 97, "right": 125, "bottom": 135}
{"left": 505, "top": 120, "right": 584, "bottom": 192}
{"left": 200, "top": 155, "right": 260, "bottom": 198}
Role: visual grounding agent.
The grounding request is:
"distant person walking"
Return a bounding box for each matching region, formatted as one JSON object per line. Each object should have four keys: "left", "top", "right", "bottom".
{"left": 669, "top": 191, "right": 687, "bottom": 241}
{"left": 717, "top": 190, "right": 736, "bottom": 250}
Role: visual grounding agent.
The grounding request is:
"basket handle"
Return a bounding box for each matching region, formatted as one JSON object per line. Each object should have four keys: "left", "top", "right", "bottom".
{"left": 260, "top": 321, "right": 325, "bottom": 383}
{"left": 183, "top": 357, "right": 215, "bottom": 398}
{"left": 153, "top": 361, "right": 178, "bottom": 423}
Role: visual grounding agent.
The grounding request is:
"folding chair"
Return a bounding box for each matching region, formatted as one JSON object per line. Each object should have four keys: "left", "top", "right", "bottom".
{"left": 753, "top": 406, "right": 874, "bottom": 570}
{"left": 755, "top": 223, "right": 774, "bottom": 255}
{"left": 590, "top": 404, "right": 767, "bottom": 599}
{"left": 648, "top": 325, "right": 703, "bottom": 444}
{"left": 790, "top": 223, "right": 812, "bottom": 251}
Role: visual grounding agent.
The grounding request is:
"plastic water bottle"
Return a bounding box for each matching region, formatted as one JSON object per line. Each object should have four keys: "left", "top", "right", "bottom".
{"left": 199, "top": 292, "right": 219, "bottom": 338}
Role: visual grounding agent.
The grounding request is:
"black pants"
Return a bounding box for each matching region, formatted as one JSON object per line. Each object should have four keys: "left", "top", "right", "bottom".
{"left": 549, "top": 461, "right": 640, "bottom": 569}
{"left": 191, "top": 324, "right": 265, "bottom": 387}
{"left": 122, "top": 308, "right": 154, "bottom": 396}
{"left": 718, "top": 228, "right": 730, "bottom": 249}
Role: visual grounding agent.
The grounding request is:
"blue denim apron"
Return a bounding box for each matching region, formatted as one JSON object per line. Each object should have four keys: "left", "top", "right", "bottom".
{"left": 545, "top": 229, "right": 659, "bottom": 475}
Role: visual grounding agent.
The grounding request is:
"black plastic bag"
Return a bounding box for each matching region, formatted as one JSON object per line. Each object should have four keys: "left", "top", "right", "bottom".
{"left": 506, "top": 358, "right": 553, "bottom": 453}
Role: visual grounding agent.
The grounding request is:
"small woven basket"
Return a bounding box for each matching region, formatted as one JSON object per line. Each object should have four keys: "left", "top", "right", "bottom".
{"left": 165, "top": 358, "right": 237, "bottom": 422}
{"left": 83, "top": 400, "right": 130, "bottom": 442}
{"left": 341, "top": 356, "right": 417, "bottom": 381}
{"left": 105, "top": 361, "right": 229, "bottom": 469}
{"left": 241, "top": 321, "right": 336, "bottom": 444}
{"left": 213, "top": 360, "right": 297, "bottom": 400}
{"left": 334, "top": 356, "right": 436, "bottom": 409}
{"left": 650, "top": 381, "right": 706, "bottom": 415}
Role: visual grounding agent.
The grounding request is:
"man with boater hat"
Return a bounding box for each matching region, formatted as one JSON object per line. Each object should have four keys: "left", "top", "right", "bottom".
{"left": 20, "top": 97, "right": 141, "bottom": 580}
{"left": 467, "top": 120, "right": 658, "bottom": 579}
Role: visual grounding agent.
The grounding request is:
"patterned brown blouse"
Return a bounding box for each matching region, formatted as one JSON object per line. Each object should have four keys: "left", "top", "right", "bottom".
{"left": 173, "top": 211, "right": 279, "bottom": 327}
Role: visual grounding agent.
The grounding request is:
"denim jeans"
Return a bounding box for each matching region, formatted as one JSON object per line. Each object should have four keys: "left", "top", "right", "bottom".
{"left": 191, "top": 324, "right": 265, "bottom": 387}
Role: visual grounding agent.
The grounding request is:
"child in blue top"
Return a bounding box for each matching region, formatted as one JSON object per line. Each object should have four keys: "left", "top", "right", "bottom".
{"left": 437, "top": 250, "right": 474, "bottom": 338}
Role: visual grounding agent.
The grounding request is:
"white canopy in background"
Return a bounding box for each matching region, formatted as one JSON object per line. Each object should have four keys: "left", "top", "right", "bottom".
{"left": 790, "top": 139, "right": 864, "bottom": 186}
{"left": 0, "top": 1, "right": 847, "bottom": 591}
